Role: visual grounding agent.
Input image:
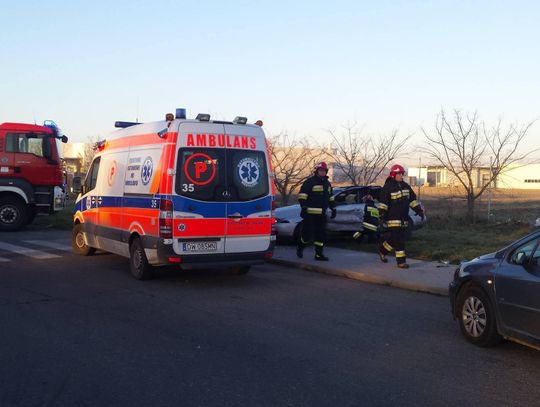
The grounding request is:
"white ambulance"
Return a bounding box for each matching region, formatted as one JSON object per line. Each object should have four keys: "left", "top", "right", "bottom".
{"left": 73, "top": 110, "right": 276, "bottom": 279}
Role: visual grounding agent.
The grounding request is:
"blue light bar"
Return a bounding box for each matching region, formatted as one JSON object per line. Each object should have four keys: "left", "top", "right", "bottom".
{"left": 233, "top": 116, "right": 248, "bottom": 125}
{"left": 43, "top": 120, "right": 58, "bottom": 128}
{"left": 115, "top": 121, "right": 140, "bottom": 128}
{"left": 175, "top": 108, "right": 186, "bottom": 119}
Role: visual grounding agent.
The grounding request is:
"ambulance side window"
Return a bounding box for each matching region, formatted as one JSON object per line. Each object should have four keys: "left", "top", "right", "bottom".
{"left": 85, "top": 157, "right": 101, "bottom": 193}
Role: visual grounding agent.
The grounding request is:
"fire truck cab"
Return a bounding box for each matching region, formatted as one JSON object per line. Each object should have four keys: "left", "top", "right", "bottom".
{"left": 73, "top": 110, "right": 275, "bottom": 279}
{"left": 0, "top": 121, "right": 68, "bottom": 231}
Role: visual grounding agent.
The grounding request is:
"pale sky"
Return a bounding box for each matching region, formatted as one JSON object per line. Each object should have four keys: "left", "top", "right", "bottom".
{"left": 1, "top": 0, "right": 539, "bottom": 161}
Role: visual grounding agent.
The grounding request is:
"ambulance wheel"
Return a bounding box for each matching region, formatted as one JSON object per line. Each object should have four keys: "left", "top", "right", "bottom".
{"left": 129, "top": 238, "right": 154, "bottom": 280}
{"left": 72, "top": 223, "right": 96, "bottom": 256}
{"left": 230, "top": 266, "right": 250, "bottom": 275}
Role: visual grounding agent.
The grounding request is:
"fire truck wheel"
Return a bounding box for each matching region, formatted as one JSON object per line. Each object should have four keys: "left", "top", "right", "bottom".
{"left": 72, "top": 223, "right": 96, "bottom": 256}
{"left": 0, "top": 195, "right": 29, "bottom": 231}
{"left": 129, "top": 238, "right": 154, "bottom": 280}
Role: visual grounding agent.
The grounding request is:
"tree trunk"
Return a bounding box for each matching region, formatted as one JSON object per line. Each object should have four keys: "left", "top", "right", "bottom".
{"left": 466, "top": 193, "right": 475, "bottom": 222}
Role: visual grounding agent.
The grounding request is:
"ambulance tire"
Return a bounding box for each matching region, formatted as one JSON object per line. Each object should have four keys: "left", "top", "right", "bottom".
{"left": 72, "top": 223, "right": 96, "bottom": 256}
{"left": 229, "top": 266, "right": 251, "bottom": 275}
{"left": 0, "top": 195, "right": 29, "bottom": 231}
{"left": 129, "top": 238, "right": 154, "bottom": 280}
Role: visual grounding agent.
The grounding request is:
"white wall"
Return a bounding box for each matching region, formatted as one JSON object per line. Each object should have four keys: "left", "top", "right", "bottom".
{"left": 498, "top": 164, "right": 540, "bottom": 189}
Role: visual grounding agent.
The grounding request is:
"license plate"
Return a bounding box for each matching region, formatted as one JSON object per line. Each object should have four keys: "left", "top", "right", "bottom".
{"left": 182, "top": 241, "right": 218, "bottom": 252}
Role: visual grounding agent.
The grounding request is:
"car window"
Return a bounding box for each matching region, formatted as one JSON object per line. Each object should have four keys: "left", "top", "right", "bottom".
{"left": 84, "top": 157, "right": 101, "bottom": 192}
{"left": 509, "top": 238, "right": 540, "bottom": 265}
{"left": 335, "top": 191, "right": 358, "bottom": 205}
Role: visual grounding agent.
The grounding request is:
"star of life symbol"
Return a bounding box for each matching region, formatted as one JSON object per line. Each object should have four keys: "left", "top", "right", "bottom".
{"left": 141, "top": 157, "right": 153, "bottom": 185}
{"left": 237, "top": 157, "right": 260, "bottom": 187}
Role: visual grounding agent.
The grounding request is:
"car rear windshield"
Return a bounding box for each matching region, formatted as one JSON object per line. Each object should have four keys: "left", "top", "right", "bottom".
{"left": 175, "top": 148, "right": 269, "bottom": 202}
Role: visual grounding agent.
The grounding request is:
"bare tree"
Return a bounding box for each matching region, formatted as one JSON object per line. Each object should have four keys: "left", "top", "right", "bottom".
{"left": 326, "top": 122, "right": 409, "bottom": 186}
{"left": 79, "top": 136, "right": 99, "bottom": 174}
{"left": 421, "top": 109, "right": 537, "bottom": 221}
{"left": 268, "top": 133, "right": 328, "bottom": 205}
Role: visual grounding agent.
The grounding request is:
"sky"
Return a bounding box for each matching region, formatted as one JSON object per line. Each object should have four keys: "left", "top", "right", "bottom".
{"left": 1, "top": 0, "right": 540, "bottom": 162}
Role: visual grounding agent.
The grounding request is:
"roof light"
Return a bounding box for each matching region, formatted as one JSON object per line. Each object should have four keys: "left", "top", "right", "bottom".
{"left": 196, "top": 113, "right": 210, "bottom": 122}
{"left": 233, "top": 116, "right": 248, "bottom": 125}
{"left": 255, "top": 120, "right": 263, "bottom": 127}
{"left": 43, "top": 120, "right": 58, "bottom": 128}
{"left": 115, "top": 121, "right": 140, "bottom": 128}
{"left": 175, "top": 108, "right": 187, "bottom": 119}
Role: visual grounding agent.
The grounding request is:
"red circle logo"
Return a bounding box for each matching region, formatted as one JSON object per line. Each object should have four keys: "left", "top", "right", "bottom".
{"left": 184, "top": 153, "right": 217, "bottom": 186}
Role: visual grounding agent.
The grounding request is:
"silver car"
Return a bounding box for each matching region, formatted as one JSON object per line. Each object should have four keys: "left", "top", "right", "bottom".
{"left": 274, "top": 186, "right": 426, "bottom": 243}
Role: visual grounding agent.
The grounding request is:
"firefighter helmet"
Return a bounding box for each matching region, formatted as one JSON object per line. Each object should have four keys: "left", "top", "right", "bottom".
{"left": 389, "top": 164, "right": 406, "bottom": 178}
{"left": 315, "top": 162, "right": 329, "bottom": 172}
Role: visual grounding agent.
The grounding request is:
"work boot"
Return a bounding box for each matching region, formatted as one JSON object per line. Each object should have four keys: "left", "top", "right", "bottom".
{"left": 296, "top": 245, "right": 304, "bottom": 258}
{"left": 397, "top": 263, "right": 409, "bottom": 269}
{"left": 378, "top": 250, "right": 388, "bottom": 263}
{"left": 315, "top": 253, "right": 329, "bottom": 261}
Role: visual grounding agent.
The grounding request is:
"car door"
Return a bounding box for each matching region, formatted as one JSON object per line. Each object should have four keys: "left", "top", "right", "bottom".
{"left": 79, "top": 157, "right": 102, "bottom": 247}
{"left": 495, "top": 236, "right": 540, "bottom": 339}
{"left": 329, "top": 188, "right": 363, "bottom": 232}
{"left": 173, "top": 122, "right": 227, "bottom": 255}
{"left": 223, "top": 124, "right": 272, "bottom": 253}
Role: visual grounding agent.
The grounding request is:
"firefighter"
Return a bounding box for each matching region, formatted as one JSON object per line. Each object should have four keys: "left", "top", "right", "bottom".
{"left": 377, "top": 164, "right": 424, "bottom": 268}
{"left": 296, "top": 162, "right": 336, "bottom": 261}
{"left": 353, "top": 194, "right": 379, "bottom": 243}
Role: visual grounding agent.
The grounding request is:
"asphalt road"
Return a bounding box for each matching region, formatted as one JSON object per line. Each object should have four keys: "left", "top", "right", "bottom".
{"left": 0, "top": 229, "right": 539, "bottom": 407}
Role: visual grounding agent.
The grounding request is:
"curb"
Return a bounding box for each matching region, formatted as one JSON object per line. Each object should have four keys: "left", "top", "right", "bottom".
{"left": 268, "top": 258, "right": 449, "bottom": 297}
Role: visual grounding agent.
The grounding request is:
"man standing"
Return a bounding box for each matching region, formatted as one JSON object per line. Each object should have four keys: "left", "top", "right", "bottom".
{"left": 377, "top": 164, "right": 424, "bottom": 269}
{"left": 296, "top": 162, "right": 336, "bottom": 261}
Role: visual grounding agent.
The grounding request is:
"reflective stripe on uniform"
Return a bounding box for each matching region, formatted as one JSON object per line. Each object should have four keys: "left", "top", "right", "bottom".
{"left": 396, "top": 250, "right": 406, "bottom": 258}
{"left": 390, "top": 191, "right": 403, "bottom": 199}
{"left": 329, "top": 196, "right": 335, "bottom": 202}
{"left": 409, "top": 200, "right": 420, "bottom": 208}
{"left": 314, "top": 241, "right": 324, "bottom": 247}
{"left": 307, "top": 207, "right": 323, "bottom": 214}
{"left": 298, "top": 193, "right": 308, "bottom": 200}
{"left": 362, "top": 222, "right": 378, "bottom": 231}
{"left": 353, "top": 231, "right": 362, "bottom": 239}
{"left": 377, "top": 202, "right": 388, "bottom": 210}
{"left": 312, "top": 185, "right": 324, "bottom": 192}
{"left": 301, "top": 237, "right": 309, "bottom": 244}
{"left": 386, "top": 220, "right": 402, "bottom": 227}
{"left": 367, "top": 207, "right": 379, "bottom": 217}
{"left": 383, "top": 241, "right": 393, "bottom": 251}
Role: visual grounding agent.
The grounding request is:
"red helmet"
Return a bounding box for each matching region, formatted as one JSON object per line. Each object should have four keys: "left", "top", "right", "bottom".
{"left": 315, "top": 162, "right": 328, "bottom": 172}
{"left": 389, "top": 164, "right": 406, "bottom": 178}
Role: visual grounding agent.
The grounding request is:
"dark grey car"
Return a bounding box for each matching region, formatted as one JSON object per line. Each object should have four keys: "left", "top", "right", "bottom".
{"left": 449, "top": 229, "right": 540, "bottom": 350}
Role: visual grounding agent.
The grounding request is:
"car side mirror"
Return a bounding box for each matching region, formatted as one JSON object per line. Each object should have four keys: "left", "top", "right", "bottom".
{"left": 61, "top": 135, "right": 69, "bottom": 143}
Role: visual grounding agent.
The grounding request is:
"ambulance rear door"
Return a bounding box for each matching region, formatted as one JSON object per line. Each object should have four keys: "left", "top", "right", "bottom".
{"left": 222, "top": 124, "right": 272, "bottom": 254}
{"left": 173, "top": 122, "right": 227, "bottom": 256}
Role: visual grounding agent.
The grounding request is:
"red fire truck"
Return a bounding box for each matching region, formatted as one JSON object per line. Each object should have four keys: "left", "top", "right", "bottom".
{"left": 0, "top": 120, "right": 68, "bottom": 231}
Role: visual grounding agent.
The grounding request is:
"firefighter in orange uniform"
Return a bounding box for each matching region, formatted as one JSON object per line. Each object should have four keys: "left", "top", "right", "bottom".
{"left": 377, "top": 164, "right": 424, "bottom": 268}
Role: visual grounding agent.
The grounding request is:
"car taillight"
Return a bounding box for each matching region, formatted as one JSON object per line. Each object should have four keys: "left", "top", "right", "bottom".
{"left": 159, "top": 199, "right": 173, "bottom": 238}
{"left": 271, "top": 200, "right": 277, "bottom": 223}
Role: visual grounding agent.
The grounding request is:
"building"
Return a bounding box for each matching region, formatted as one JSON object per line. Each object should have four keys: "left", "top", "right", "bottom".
{"left": 407, "top": 163, "right": 540, "bottom": 189}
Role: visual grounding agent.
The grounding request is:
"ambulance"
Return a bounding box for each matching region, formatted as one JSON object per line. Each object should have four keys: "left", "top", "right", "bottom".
{"left": 73, "top": 109, "right": 276, "bottom": 279}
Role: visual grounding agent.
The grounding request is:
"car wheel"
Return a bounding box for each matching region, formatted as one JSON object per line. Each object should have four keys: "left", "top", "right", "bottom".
{"left": 0, "top": 196, "right": 29, "bottom": 231}
{"left": 72, "top": 223, "right": 96, "bottom": 256}
{"left": 293, "top": 222, "right": 303, "bottom": 245}
{"left": 129, "top": 238, "right": 154, "bottom": 280}
{"left": 457, "top": 285, "right": 502, "bottom": 347}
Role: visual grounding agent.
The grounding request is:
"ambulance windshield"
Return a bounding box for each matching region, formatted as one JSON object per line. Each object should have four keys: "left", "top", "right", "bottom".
{"left": 176, "top": 148, "right": 269, "bottom": 202}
